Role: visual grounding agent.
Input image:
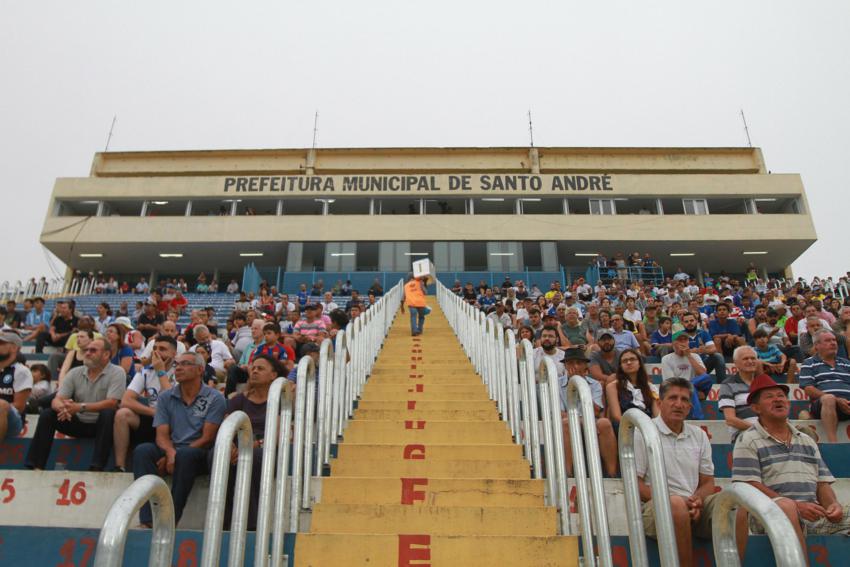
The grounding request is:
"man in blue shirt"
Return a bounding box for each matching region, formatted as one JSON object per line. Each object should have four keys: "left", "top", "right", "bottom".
{"left": 799, "top": 330, "right": 850, "bottom": 443}
{"left": 610, "top": 315, "right": 640, "bottom": 352}
{"left": 682, "top": 312, "right": 727, "bottom": 383}
{"left": 709, "top": 304, "right": 746, "bottom": 358}
{"left": 132, "top": 352, "right": 225, "bottom": 527}
{"left": 22, "top": 297, "right": 51, "bottom": 342}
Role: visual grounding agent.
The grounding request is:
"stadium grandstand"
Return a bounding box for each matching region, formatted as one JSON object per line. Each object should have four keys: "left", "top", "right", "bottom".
{"left": 0, "top": 146, "right": 848, "bottom": 565}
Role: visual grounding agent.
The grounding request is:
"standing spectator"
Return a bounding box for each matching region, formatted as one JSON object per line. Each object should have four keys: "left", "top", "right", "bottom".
{"left": 799, "top": 330, "right": 850, "bottom": 442}
{"left": 633, "top": 377, "right": 717, "bottom": 567}
{"left": 25, "top": 338, "right": 124, "bottom": 470}
{"left": 0, "top": 332, "right": 32, "bottom": 440}
{"left": 132, "top": 352, "right": 225, "bottom": 527}
{"left": 401, "top": 275, "right": 428, "bottom": 336}
{"left": 732, "top": 375, "right": 850, "bottom": 559}
{"left": 605, "top": 348, "right": 658, "bottom": 424}
{"left": 113, "top": 335, "right": 177, "bottom": 472}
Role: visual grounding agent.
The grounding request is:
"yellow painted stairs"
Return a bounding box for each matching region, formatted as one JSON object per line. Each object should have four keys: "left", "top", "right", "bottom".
{"left": 295, "top": 298, "right": 578, "bottom": 566}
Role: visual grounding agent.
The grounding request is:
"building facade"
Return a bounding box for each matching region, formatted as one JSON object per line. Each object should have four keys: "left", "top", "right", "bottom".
{"left": 40, "top": 146, "right": 816, "bottom": 290}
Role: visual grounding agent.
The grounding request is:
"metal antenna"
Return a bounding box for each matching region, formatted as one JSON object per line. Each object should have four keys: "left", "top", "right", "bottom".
{"left": 527, "top": 109, "right": 535, "bottom": 147}
{"left": 740, "top": 109, "right": 752, "bottom": 147}
{"left": 311, "top": 110, "right": 319, "bottom": 149}
{"left": 104, "top": 115, "right": 117, "bottom": 151}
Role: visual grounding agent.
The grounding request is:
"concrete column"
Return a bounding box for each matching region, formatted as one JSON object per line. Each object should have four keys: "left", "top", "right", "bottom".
{"left": 306, "top": 149, "right": 316, "bottom": 175}
{"left": 528, "top": 147, "right": 540, "bottom": 174}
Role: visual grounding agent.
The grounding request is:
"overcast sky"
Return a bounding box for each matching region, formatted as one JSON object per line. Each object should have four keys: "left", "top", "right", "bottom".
{"left": 2, "top": 1, "right": 847, "bottom": 284}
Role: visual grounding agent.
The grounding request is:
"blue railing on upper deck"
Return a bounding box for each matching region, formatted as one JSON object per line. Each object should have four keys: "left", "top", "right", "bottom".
{"left": 587, "top": 264, "right": 665, "bottom": 285}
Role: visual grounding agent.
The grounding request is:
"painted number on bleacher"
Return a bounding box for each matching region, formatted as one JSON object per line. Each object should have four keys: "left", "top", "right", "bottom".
{"left": 56, "top": 479, "right": 87, "bottom": 506}
{"left": 176, "top": 539, "right": 198, "bottom": 567}
{"left": 56, "top": 537, "right": 95, "bottom": 567}
{"left": 0, "top": 478, "right": 15, "bottom": 503}
{"left": 0, "top": 442, "right": 24, "bottom": 466}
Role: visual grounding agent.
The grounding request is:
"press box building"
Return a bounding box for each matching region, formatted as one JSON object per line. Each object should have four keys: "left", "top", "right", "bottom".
{"left": 40, "top": 146, "right": 817, "bottom": 291}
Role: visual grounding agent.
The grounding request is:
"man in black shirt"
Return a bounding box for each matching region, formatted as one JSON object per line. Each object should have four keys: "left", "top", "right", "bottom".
{"left": 36, "top": 300, "right": 77, "bottom": 353}
{"left": 136, "top": 302, "right": 164, "bottom": 342}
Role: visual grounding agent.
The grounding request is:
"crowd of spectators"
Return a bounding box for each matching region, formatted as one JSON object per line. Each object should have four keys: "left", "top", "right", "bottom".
{"left": 0, "top": 276, "right": 380, "bottom": 529}
{"left": 64, "top": 271, "right": 242, "bottom": 295}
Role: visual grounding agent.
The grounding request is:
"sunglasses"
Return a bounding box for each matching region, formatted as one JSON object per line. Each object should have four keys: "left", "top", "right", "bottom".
{"left": 620, "top": 357, "right": 641, "bottom": 364}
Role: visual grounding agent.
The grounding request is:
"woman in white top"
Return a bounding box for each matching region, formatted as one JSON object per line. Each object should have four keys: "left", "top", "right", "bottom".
{"left": 623, "top": 297, "right": 643, "bottom": 326}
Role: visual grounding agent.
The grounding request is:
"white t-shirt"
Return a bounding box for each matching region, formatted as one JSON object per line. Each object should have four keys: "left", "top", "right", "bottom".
{"left": 797, "top": 318, "right": 832, "bottom": 336}
{"left": 623, "top": 309, "right": 643, "bottom": 325}
{"left": 321, "top": 301, "right": 339, "bottom": 313}
{"left": 0, "top": 363, "right": 33, "bottom": 414}
{"left": 660, "top": 352, "right": 705, "bottom": 380}
{"left": 533, "top": 347, "right": 566, "bottom": 380}
{"left": 127, "top": 367, "right": 175, "bottom": 409}
{"left": 190, "top": 339, "right": 233, "bottom": 371}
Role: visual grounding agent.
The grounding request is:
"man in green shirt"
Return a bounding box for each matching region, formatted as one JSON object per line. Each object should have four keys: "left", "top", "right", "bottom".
{"left": 561, "top": 307, "right": 587, "bottom": 348}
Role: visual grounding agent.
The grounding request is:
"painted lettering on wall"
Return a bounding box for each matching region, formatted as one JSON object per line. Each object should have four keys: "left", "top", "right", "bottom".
{"left": 222, "top": 174, "right": 614, "bottom": 193}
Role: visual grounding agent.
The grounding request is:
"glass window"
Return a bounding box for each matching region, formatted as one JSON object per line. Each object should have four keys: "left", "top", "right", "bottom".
{"left": 434, "top": 242, "right": 464, "bottom": 271}
{"left": 422, "top": 198, "right": 467, "bottom": 215}
{"left": 379, "top": 242, "right": 411, "bottom": 271}
{"left": 682, "top": 199, "right": 709, "bottom": 215}
{"left": 590, "top": 199, "right": 616, "bottom": 215}
{"left": 487, "top": 242, "right": 522, "bottom": 272}
{"left": 325, "top": 242, "right": 356, "bottom": 271}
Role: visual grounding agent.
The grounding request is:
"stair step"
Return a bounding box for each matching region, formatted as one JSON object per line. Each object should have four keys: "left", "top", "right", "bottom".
{"left": 371, "top": 366, "right": 477, "bottom": 375}
{"left": 357, "top": 400, "right": 497, "bottom": 411}
{"left": 330, "top": 459, "right": 531, "bottom": 478}
{"left": 343, "top": 420, "right": 512, "bottom": 444}
{"left": 310, "top": 504, "right": 558, "bottom": 536}
{"left": 353, "top": 408, "right": 500, "bottom": 420}
{"left": 319, "top": 477, "right": 544, "bottom": 506}
{"left": 335, "top": 443, "right": 523, "bottom": 461}
{"left": 362, "top": 384, "right": 489, "bottom": 397}
{"left": 366, "top": 374, "right": 483, "bottom": 384}
{"left": 294, "top": 533, "right": 578, "bottom": 567}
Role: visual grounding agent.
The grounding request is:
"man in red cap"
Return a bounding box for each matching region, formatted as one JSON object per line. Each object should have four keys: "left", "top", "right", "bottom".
{"left": 732, "top": 374, "right": 850, "bottom": 558}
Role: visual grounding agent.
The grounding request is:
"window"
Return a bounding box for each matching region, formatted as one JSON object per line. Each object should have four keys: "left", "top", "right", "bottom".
{"left": 590, "top": 199, "right": 616, "bottom": 215}
{"left": 682, "top": 199, "right": 709, "bottom": 215}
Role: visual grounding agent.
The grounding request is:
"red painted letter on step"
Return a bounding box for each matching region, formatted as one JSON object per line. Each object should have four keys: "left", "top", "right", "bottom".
{"left": 400, "top": 478, "right": 428, "bottom": 504}
{"left": 398, "top": 534, "right": 431, "bottom": 567}
{"left": 405, "top": 420, "right": 426, "bottom": 430}
{"left": 403, "top": 444, "right": 425, "bottom": 460}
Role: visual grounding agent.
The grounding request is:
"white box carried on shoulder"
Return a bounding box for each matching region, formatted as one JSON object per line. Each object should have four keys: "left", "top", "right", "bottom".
{"left": 412, "top": 259, "right": 436, "bottom": 285}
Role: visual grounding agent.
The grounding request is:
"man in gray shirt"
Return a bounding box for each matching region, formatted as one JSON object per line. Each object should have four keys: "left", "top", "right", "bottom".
{"left": 25, "top": 338, "right": 125, "bottom": 470}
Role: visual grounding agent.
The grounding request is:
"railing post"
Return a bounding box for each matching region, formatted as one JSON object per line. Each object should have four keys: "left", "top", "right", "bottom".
{"left": 316, "top": 338, "right": 335, "bottom": 468}
{"left": 712, "top": 483, "right": 806, "bottom": 567}
{"left": 255, "top": 378, "right": 294, "bottom": 567}
{"left": 200, "top": 411, "right": 254, "bottom": 567}
{"left": 518, "top": 339, "right": 542, "bottom": 478}
{"left": 290, "top": 355, "right": 316, "bottom": 532}
{"left": 566, "top": 376, "right": 613, "bottom": 566}
{"left": 93, "top": 475, "right": 175, "bottom": 567}
{"left": 618, "top": 409, "right": 678, "bottom": 567}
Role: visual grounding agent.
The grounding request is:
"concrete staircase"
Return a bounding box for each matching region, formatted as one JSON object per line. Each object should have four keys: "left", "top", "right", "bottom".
{"left": 294, "top": 298, "right": 578, "bottom": 566}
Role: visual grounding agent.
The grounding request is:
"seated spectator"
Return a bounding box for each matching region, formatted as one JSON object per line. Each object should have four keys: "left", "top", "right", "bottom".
{"left": 26, "top": 363, "right": 53, "bottom": 414}
{"left": 3, "top": 300, "right": 21, "bottom": 329}
{"left": 140, "top": 320, "right": 186, "bottom": 364}
{"left": 25, "top": 338, "right": 124, "bottom": 470}
{"left": 709, "top": 303, "right": 746, "bottom": 357}
{"left": 610, "top": 314, "right": 640, "bottom": 352}
{"left": 605, "top": 348, "right": 658, "bottom": 424}
{"left": 0, "top": 332, "right": 32, "bottom": 440}
{"left": 105, "top": 323, "right": 135, "bottom": 377}
{"left": 634, "top": 377, "right": 717, "bottom": 567}
{"left": 113, "top": 335, "right": 177, "bottom": 472}
{"left": 229, "top": 312, "right": 253, "bottom": 359}
{"left": 682, "top": 312, "right": 727, "bottom": 383}
{"left": 36, "top": 300, "right": 77, "bottom": 354}
{"left": 192, "top": 344, "right": 219, "bottom": 388}
{"left": 320, "top": 291, "right": 339, "bottom": 313}
{"left": 294, "top": 305, "right": 328, "bottom": 344}
{"left": 560, "top": 307, "right": 586, "bottom": 349}
{"left": 189, "top": 325, "right": 234, "bottom": 381}
{"left": 799, "top": 316, "right": 849, "bottom": 359}
{"left": 661, "top": 327, "right": 713, "bottom": 419}
{"left": 58, "top": 329, "right": 94, "bottom": 385}
{"left": 95, "top": 302, "right": 114, "bottom": 335}
{"left": 226, "top": 279, "right": 240, "bottom": 294}
{"left": 650, "top": 316, "right": 674, "bottom": 357}
{"left": 226, "top": 319, "right": 266, "bottom": 397}
{"left": 753, "top": 328, "right": 794, "bottom": 380}
{"left": 135, "top": 277, "right": 150, "bottom": 295}
{"left": 487, "top": 302, "right": 513, "bottom": 330}
{"left": 22, "top": 297, "right": 51, "bottom": 342}
{"left": 132, "top": 352, "right": 225, "bottom": 527}
{"left": 733, "top": 375, "right": 850, "bottom": 558}
{"left": 558, "top": 346, "right": 618, "bottom": 477}
{"left": 136, "top": 302, "right": 163, "bottom": 342}
{"left": 718, "top": 346, "right": 760, "bottom": 444}
{"left": 799, "top": 330, "right": 850, "bottom": 442}
{"left": 589, "top": 330, "right": 619, "bottom": 386}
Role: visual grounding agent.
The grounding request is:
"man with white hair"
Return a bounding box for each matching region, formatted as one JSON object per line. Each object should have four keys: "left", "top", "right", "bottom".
{"left": 320, "top": 291, "right": 339, "bottom": 313}
{"left": 189, "top": 324, "right": 234, "bottom": 381}
{"left": 718, "top": 346, "right": 759, "bottom": 443}
{"left": 799, "top": 330, "right": 850, "bottom": 442}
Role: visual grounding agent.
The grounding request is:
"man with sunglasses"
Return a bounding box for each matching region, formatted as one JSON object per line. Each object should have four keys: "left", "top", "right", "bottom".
{"left": 25, "top": 338, "right": 126, "bottom": 470}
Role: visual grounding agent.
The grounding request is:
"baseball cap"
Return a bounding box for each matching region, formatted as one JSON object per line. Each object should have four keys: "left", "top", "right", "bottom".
{"left": 0, "top": 331, "right": 23, "bottom": 348}
{"left": 596, "top": 328, "right": 614, "bottom": 341}
{"left": 114, "top": 316, "right": 133, "bottom": 329}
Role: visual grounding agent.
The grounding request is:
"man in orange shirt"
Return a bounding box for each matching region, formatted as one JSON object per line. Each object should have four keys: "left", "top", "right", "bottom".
{"left": 401, "top": 275, "right": 428, "bottom": 336}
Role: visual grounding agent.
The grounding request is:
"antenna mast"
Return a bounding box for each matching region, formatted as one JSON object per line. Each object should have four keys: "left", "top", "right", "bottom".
{"left": 527, "top": 109, "right": 535, "bottom": 147}
{"left": 740, "top": 109, "right": 752, "bottom": 148}
{"left": 104, "top": 115, "right": 117, "bottom": 151}
{"left": 311, "top": 110, "right": 319, "bottom": 149}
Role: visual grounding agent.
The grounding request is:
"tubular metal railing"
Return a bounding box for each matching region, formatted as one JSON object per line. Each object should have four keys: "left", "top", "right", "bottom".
{"left": 290, "top": 355, "right": 317, "bottom": 530}
{"left": 618, "top": 408, "right": 678, "bottom": 567}
{"left": 712, "top": 482, "right": 806, "bottom": 567}
{"left": 201, "top": 411, "right": 255, "bottom": 567}
{"left": 93, "top": 475, "right": 175, "bottom": 567}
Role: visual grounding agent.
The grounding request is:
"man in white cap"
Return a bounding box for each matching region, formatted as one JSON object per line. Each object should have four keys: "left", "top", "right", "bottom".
{"left": 0, "top": 332, "right": 32, "bottom": 440}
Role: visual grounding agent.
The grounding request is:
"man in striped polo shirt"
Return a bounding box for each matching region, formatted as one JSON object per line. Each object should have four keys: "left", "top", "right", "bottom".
{"left": 732, "top": 374, "right": 850, "bottom": 559}
{"left": 799, "top": 330, "right": 850, "bottom": 442}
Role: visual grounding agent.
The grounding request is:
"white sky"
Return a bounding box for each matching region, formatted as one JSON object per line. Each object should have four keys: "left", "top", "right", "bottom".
{"left": 1, "top": 1, "right": 848, "bottom": 283}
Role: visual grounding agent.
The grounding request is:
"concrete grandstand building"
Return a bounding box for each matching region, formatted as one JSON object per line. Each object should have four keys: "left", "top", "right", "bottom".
{"left": 40, "top": 146, "right": 817, "bottom": 290}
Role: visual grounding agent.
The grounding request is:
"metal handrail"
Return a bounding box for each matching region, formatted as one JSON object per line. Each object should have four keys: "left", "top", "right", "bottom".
{"left": 201, "top": 411, "right": 255, "bottom": 567}
{"left": 566, "top": 375, "right": 612, "bottom": 567}
{"left": 290, "top": 355, "right": 317, "bottom": 531}
{"left": 518, "top": 339, "right": 543, "bottom": 478}
{"left": 538, "top": 358, "right": 570, "bottom": 533}
{"left": 618, "top": 408, "right": 678, "bottom": 567}
{"left": 316, "top": 337, "right": 335, "bottom": 469}
{"left": 93, "top": 475, "right": 175, "bottom": 567}
{"left": 255, "top": 377, "right": 294, "bottom": 567}
{"left": 712, "top": 483, "right": 806, "bottom": 567}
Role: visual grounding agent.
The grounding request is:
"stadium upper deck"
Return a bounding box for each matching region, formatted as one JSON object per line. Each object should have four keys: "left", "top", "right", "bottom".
{"left": 40, "top": 146, "right": 816, "bottom": 283}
